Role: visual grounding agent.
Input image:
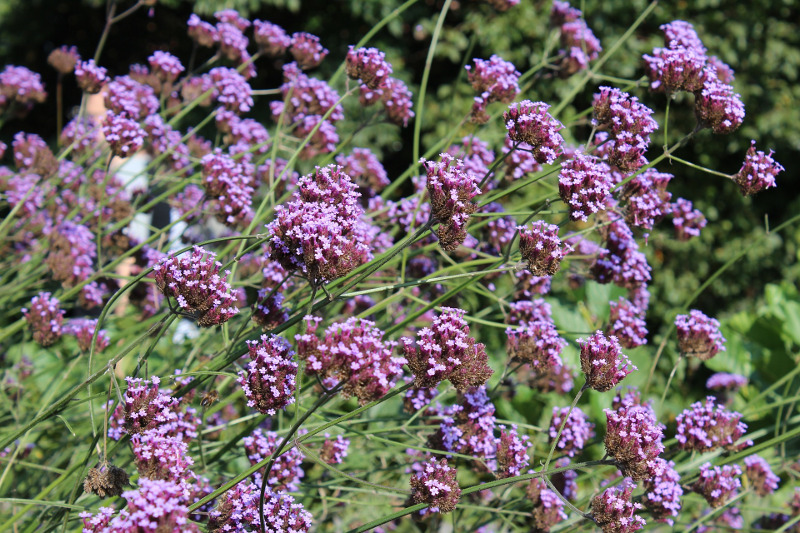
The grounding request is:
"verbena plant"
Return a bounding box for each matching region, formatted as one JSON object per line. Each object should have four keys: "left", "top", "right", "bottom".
{"left": 0, "top": 0, "right": 797, "bottom": 532}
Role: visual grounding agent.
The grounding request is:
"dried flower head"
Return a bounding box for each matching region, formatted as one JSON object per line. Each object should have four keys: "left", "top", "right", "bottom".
{"left": 48, "top": 45, "right": 80, "bottom": 75}
{"left": 83, "top": 463, "right": 129, "bottom": 498}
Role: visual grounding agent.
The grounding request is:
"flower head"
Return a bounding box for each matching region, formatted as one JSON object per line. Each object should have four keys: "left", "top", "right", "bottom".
{"left": 75, "top": 59, "right": 107, "bottom": 94}
{"left": 0, "top": 65, "right": 46, "bottom": 109}
{"left": 671, "top": 198, "right": 706, "bottom": 241}
{"left": 732, "top": 140, "right": 783, "bottom": 196}
{"left": 131, "top": 429, "right": 194, "bottom": 482}
{"left": 243, "top": 428, "right": 305, "bottom": 491}
{"left": 607, "top": 297, "right": 648, "bottom": 349}
{"left": 290, "top": 32, "right": 328, "bottom": 69}
{"left": 208, "top": 482, "right": 312, "bottom": 533}
{"left": 676, "top": 396, "right": 750, "bottom": 452}
{"left": 591, "top": 481, "right": 646, "bottom": 533}
{"left": 320, "top": 434, "right": 350, "bottom": 465}
{"left": 506, "top": 320, "right": 566, "bottom": 370}
{"left": 579, "top": 331, "right": 636, "bottom": 392}
{"left": 504, "top": 101, "right": 565, "bottom": 164}
{"left": 549, "top": 405, "right": 594, "bottom": 457}
{"left": 48, "top": 45, "right": 80, "bottom": 75}
{"left": 692, "top": 462, "right": 741, "bottom": 508}
{"left": 253, "top": 20, "right": 291, "bottom": 56}
{"left": 421, "top": 153, "right": 481, "bottom": 251}
{"left": 675, "top": 309, "right": 725, "bottom": 360}
{"left": 744, "top": 454, "right": 780, "bottom": 496}
{"left": 22, "top": 292, "right": 64, "bottom": 346}
{"left": 694, "top": 76, "right": 745, "bottom": 134}
{"left": 346, "top": 46, "right": 393, "bottom": 89}
{"left": 604, "top": 404, "right": 665, "bottom": 480}
{"left": 495, "top": 424, "right": 531, "bottom": 478}
{"left": 64, "top": 318, "right": 109, "bottom": 353}
{"left": 518, "top": 221, "right": 573, "bottom": 276}
{"left": 527, "top": 478, "right": 567, "bottom": 531}
{"left": 102, "top": 111, "right": 145, "bottom": 157}
{"left": 643, "top": 458, "right": 683, "bottom": 525}
{"left": 465, "top": 55, "right": 520, "bottom": 123}
{"left": 559, "top": 152, "right": 612, "bottom": 221}
{"left": 409, "top": 458, "right": 461, "bottom": 513}
{"left": 592, "top": 87, "right": 658, "bottom": 172}
{"left": 238, "top": 335, "right": 298, "bottom": 415}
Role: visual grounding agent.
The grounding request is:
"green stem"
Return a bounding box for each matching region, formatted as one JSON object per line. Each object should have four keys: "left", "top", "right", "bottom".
{"left": 543, "top": 382, "right": 588, "bottom": 472}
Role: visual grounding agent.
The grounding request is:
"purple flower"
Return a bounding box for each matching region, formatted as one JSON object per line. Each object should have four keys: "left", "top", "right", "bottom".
{"left": 558, "top": 152, "right": 612, "bottom": 221}
{"left": 495, "top": 424, "right": 531, "bottom": 478}
{"left": 744, "top": 454, "right": 780, "bottom": 496}
{"left": 293, "top": 114, "right": 340, "bottom": 158}
{"left": 320, "top": 434, "right": 350, "bottom": 465}
{"left": 104, "top": 75, "right": 158, "bottom": 120}
{"left": 621, "top": 169, "right": 672, "bottom": 230}
{"left": 81, "top": 478, "right": 198, "bottom": 532}
{"left": 271, "top": 62, "right": 344, "bottom": 124}
{"left": 643, "top": 458, "right": 683, "bottom": 525}
{"left": 503, "top": 137, "right": 543, "bottom": 180}
{"left": 732, "top": 140, "right": 784, "bottom": 196}
{"left": 402, "top": 307, "right": 493, "bottom": 392}
{"left": 527, "top": 478, "right": 567, "bottom": 531}
{"left": 48, "top": 45, "right": 80, "bottom": 75}
{"left": 676, "top": 396, "right": 750, "bottom": 452}
{"left": 591, "top": 481, "right": 646, "bottom": 533}
{"left": 591, "top": 213, "right": 652, "bottom": 289}
{"left": 22, "top": 292, "right": 64, "bottom": 347}
{"left": 607, "top": 297, "right": 648, "bottom": 349}
{"left": 579, "top": 331, "right": 636, "bottom": 392}
{"left": 131, "top": 429, "right": 194, "bottom": 482}
{"left": 446, "top": 136, "right": 496, "bottom": 185}
{"left": 644, "top": 45, "right": 707, "bottom": 93}
{"left": 421, "top": 153, "right": 481, "bottom": 251}
{"left": 549, "top": 405, "right": 594, "bottom": 457}
{"left": 187, "top": 13, "right": 219, "bottom": 47}
{"left": 346, "top": 46, "right": 393, "bottom": 90}
{"left": 510, "top": 298, "right": 555, "bottom": 328}
{"left": 557, "top": 18, "right": 602, "bottom": 76}
{"left": 335, "top": 147, "right": 389, "bottom": 198}
{"left": 671, "top": 197, "right": 707, "bottom": 241}
{"left": 514, "top": 269, "right": 552, "bottom": 298}
{"left": 243, "top": 428, "right": 305, "bottom": 492}
{"left": 64, "top": 318, "right": 109, "bottom": 353}
{"left": 592, "top": 86, "right": 658, "bottom": 172}
{"left": 153, "top": 246, "right": 239, "bottom": 327}
{"left": 148, "top": 51, "right": 184, "bottom": 83}
{"left": 550, "top": 1, "right": 581, "bottom": 25}
{"left": 428, "top": 386, "right": 497, "bottom": 460}
{"left": 46, "top": 220, "right": 96, "bottom": 287}
{"left": 661, "top": 21, "right": 706, "bottom": 53}
{"left": 238, "top": 335, "right": 298, "bottom": 416}
{"left": 506, "top": 320, "right": 566, "bottom": 370}
{"left": 409, "top": 457, "right": 461, "bottom": 513}
{"left": 102, "top": 111, "right": 145, "bottom": 157}
{"left": 295, "top": 316, "right": 404, "bottom": 405}
{"left": 251, "top": 289, "right": 289, "bottom": 331}
{"left": 518, "top": 220, "right": 573, "bottom": 276}
{"left": 200, "top": 150, "right": 254, "bottom": 226}
{"left": 207, "top": 482, "right": 312, "bottom": 533}
{"left": 0, "top": 65, "right": 46, "bottom": 108}
{"left": 206, "top": 67, "right": 253, "bottom": 113}
{"left": 253, "top": 20, "right": 291, "bottom": 56}
{"left": 604, "top": 404, "right": 665, "bottom": 480}
{"left": 504, "top": 101, "right": 565, "bottom": 164}
{"left": 675, "top": 309, "right": 725, "bottom": 360}
{"left": 290, "top": 32, "right": 328, "bottom": 69}
{"left": 465, "top": 55, "right": 520, "bottom": 123}
{"left": 694, "top": 76, "right": 745, "bottom": 134}
{"left": 111, "top": 376, "right": 182, "bottom": 438}
{"left": 74, "top": 59, "right": 108, "bottom": 94}
{"left": 692, "top": 462, "right": 741, "bottom": 508}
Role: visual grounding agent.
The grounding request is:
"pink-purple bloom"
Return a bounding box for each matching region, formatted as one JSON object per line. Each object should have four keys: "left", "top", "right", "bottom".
{"left": 607, "top": 297, "right": 648, "bottom": 349}
{"left": 319, "top": 434, "right": 350, "bottom": 465}
{"left": 694, "top": 76, "right": 745, "bottom": 134}
{"left": 238, "top": 334, "right": 298, "bottom": 415}
{"left": 591, "top": 480, "right": 646, "bottom": 533}
{"left": 253, "top": 20, "right": 291, "bottom": 56}
{"left": 465, "top": 55, "right": 520, "bottom": 123}
{"left": 22, "top": 292, "right": 65, "bottom": 347}
{"left": 409, "top": 457, "right": 461, "bottom": 513}
{"left": 527, "top": 478, "right": 567, "bottom": 531}
{"left": 74, "top": 59, "right": 107, "bottom": 94}
{"left": 243, "top": 428, "right": 305, "bottom": 492}
{"left": 504, "top": 101, "right": 565, "bottom": 164}
{"left": 675, "top": 309, "right": 725, "bottom": 360}
{"left": 64, "top": 318, "right": 109, "bottom": 353}
{"left": 148, "top": 51, "right": 184, "bottom": 83}
{"left": 208, "top": 481, "right": 312, "bottom": 532}
{"left": 549, "top": 405, "right": 594, "bottom": 457}
{"left": 732, "top": 140, "right": 783, "bottom": 196}
{"left": 559, "top": 152, "right": 612, "bottom": 221}
{"left": 506, "top": 320, "right": 566, "bottom": 370}
{"left": 671, "top": 197, "right": 707, "bottom": 241}
{"left": 579, "top": 331, "right": 636, "bottom": 392}
{"left": 290, "top": 32, "right": 328, "bottom": 69}
{"left": 592, "top": 86, "right": 658, "bottom": 172}
{"left": 346, "top": 46, "right": 393, "bottom": 89}
{"left": 518, "top": 221, "right": 573, "bottom": 277}
{"left": 102, "top": 111, "right": 145, "bottom": 157}
{"left": 692, "top": 462, "right": 742, "bottom": 508}
{"left": 676, "top": 396, "right": 750, "bottom": 452}
{"left": 495, "top": 424, "right": 531, "bottom": 478}
{"left": 744, "top": 454, "right": 780, "bottom": 496}
{"left": 604, "top": 403, "right": 665, "bottom": 480}
{"left": 0, "top": 65, "right": 46, "bottom": 109}
{"left": 643, "top": 458, "right": 683, "bottom": 525}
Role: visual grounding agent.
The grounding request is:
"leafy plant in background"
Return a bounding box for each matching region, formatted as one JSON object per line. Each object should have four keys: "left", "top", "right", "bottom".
{"left": 0, "top": 1, "right": 798, "bottom": 532}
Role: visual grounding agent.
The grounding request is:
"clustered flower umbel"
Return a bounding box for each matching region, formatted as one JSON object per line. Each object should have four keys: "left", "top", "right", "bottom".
{"left": 732, "top": 140, "right": 784, "bottom": 197}
{"left": 559, "top": 152, "right": 612, "bottom": 222}
{"left": 579, "top": 331, "right": 636, "bottom": 392}
{"left": 676, "top": 396, "right": 750, "bottom": 452}
{"left": 243, "top": 428, "right": 305, "bottom": 492}
{"left": 207, "top": 482, "right": 312, "bottom": 533}
{"left": 64, "top": 318, "right": 110, "bottom": 353}
{"left": 465, "top": 54, "right": 521, "bottom": 123}
{"left": 592, "top": 86, "right": 658, "bottom": 172}
{"left": 692, "top": 462, "right": 742, "bottom": 508}
{"left": 504, "top": 101, "right": 565, "bottom": 164}
{"left": 237, "top": 334, "right": 298, "bottom": 415}
{"left": 345, "top": 46, "right": 393, "bottom": 89}
{"left": 0, "top": 65, "right": 47, "bottom": 112}
{"left": 22, "top": 292, "right": 64, "bottom": 346}
{"left": 549, "top": 405, "right": 594, "bottom": 457}
{"left": 402, "top": 307, "right": 493, "bottom": 392}
{"left": 518, "top": 220, "right": 573, "bottom": 277}
{"left": 604, "top": 402, "right": 665, "bottom": 480}
{"left": 527, "top": 478, "right": 568, "bottom": 532}
{"left": 421, "top": 153, "right": 482, "bottom": 251}
{"left": 675, "top": 309, "right": 725, "bottom": 360}
{"left": 153, "top": 245, "right": 239, "bottom": 327}
{"left": 591, "top": 481, "right": 646, "bottom": 533}
{"left": 409, "top": 457, "right": 461, "bottom": 514}
{"left": 295, "top": 316, "right": 405, "bottom": 405}
{"left": 643, "top": 458, "right": 683, "bottom": 525}
{"left": 551, "top": 1, "right": 602, "bottom": 76}
{"left": 744, "top": 454, "right": 780, "bottom": 496}
{"left": 268, "top": 165, "right": 372, "bottom": 286}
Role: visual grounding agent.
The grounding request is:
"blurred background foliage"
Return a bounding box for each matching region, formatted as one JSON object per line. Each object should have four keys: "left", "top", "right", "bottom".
{"left": 0, "top": 0, "right": 797, "bottom": 391}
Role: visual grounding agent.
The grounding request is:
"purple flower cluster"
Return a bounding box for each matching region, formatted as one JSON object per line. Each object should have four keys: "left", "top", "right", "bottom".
{"left": 109, "top": 376, "right": 197, "bottom": 440}
{"left": 549, "top": 405, "right": 594, "bottom": 457}
{"left": 253, "top": 19, "right": 291, "bottom": 56}
{"left": 409, "top": 457, "right": 461, "bottom": 514}
{"left": 744, "top": 454, "right": 780, "bottom": 496}
{"left": 591, "top": 481, "right": 646, "bottom": 533}
{"left": 692, "top": 462, "right": 742, "bottom": 508}
{"left": 506, "top": 320, "right": 566, "bottom": 370}
{"left": 131, "top": 429, "right": 194, "bottom": 482}
{"left": 238, "top": 334, "right": 298, "bottom": 416}
{"left": 45, "top": 220, "right": 96, "bottom": 288}
{"left": 508, "top": 298, "right": 552, "bottom": 325}
{"left": 421, "top": 153, "right": 481, "bottom": 251}
{"left": 495, "top": 424, "right": 530, "bottom": 478}
{"left": 22, "top": 292, "right": 64, "bottom": 347}
{"left": 320, "top": 434, "right": 350, "bottom": 465}
{"left": 676, "top": 396, "right": 750, "bottom": 452}
{"left": 528, "top": 362, "right": 575, "bottom": 395}
{"left": 551, "top": 2, "right": 602, "bottom": 76}
{"left": 0, "top": 65, "right": 47, "bottom": 110}
{"left": 402, "top": 307, "right": 493, "bottom": 392}
{"left": 694, "top": 76, "right": 745, "bottom": 134}
{"left": 251, "top": 288, "right": 289, "bottom": 331}
{"left": 289, "top": 32, "right": 328, "bottom": 69}
{"left": 643, "top": 458, "right": 683, "bottom": 525}
{"left": 346, "top": 46, "right": 393, "bottom": 89}
{"left": 558, "top": 152, "right": 612, "bottom": 222}
{"left": 104, "top": 75, "right": 158, "bottom": 120}
{"left": 75, "top": 59, "right": 108, "bottom": 94}
{"left": 186, "top": 11, "right": 255, "bottom": 77}
{"left": 148, "top": 51, "right": 184, "bottom": 83}
{"left": 429, "top": 386, "right": 497, "bottom": 459}
{"left": 102, "top": 111, "right": 145, "bottom": 158}
{"left": 643, "top": 29, "right": 707, "bottom": 94}
{"left": 706, "top": 372, "right": 747, "bottom": 392}
{"left": 621, "top": 169, "right": 673, "bottom": 231}
{"left": 607, "top": 297, "right": 648, "bottom": 349}
{"left": 268, "top": 165, "right": 371, "bottom": 285}
{"left": 153, "top": 246, "right": 239, "bottom": 327}
{"left": 64, "top": 318, "right": 109, "bottom": 353}
{"left": 207, "top": 481, "right": 312, "bottom": 533}
{"left": 604, "top": 403, "right": 665, "bottom": 480}
{"left": 243, "top": 428, "right": 305, "bottom": 492}
{"left": 335, "top": 147, "right": 389, "bottom": 198}
{"left": 675, "top": 309, "right": 725, "bottom": 360}
{"left": 465, "top": 55, "right": 520, "bottom": 123}
{"left": 592, "top": 87, "right": 658, "bottom": 172}
{"left": 591, "top": 213, "right": 652, "bottom": 289}
{"left": 504, "top": 101, "right": 565, "bottom": 164}
{"left": 527, "top": 478, "right": 567, "bottom": 531}
{"left": 671, "top": 197, "right": 707, "bottom": 241}
{"left": 518, "top": 221, "right": 573, "bottom": 277}
{"left": 81, "top": 478, "right": 198, "bottom": 532}
{"left": 295, "top": 316, "right": 404, "bottom": 405}
{"left": 200, "top": 150, "right": 254, "bottom": 226}
{"left": 732, "top": 140, "right": 784, "bottom": 197}
{"left": 446, "top": 136, "right": 496, "bottom": 185}
{"left": 579, "top": 331, "right": 636, "bottom": 392}
{"left": 207, "top": 67, "right": 253, "bottom": 114}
